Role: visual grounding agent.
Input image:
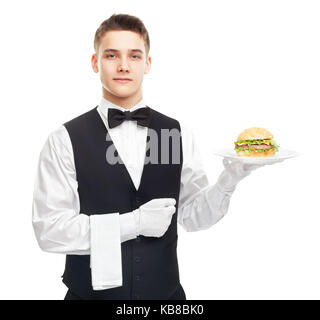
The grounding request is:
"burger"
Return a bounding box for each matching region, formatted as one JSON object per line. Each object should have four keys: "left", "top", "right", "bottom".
{"left": 234, "top": 127, "right": 279, "bottom": 157}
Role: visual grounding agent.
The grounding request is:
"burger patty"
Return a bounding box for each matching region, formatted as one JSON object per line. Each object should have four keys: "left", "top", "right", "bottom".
{"left": 236, "top": 144, "right": 274, "bottom": 150}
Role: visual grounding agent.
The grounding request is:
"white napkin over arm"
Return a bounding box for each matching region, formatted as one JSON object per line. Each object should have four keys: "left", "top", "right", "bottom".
{"left": 89, "top": 214, "right": 122, "bottom": 290}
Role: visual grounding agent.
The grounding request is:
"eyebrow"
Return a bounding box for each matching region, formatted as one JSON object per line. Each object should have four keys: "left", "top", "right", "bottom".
{"left": 103, "top": 48, "right": 144, "bottom": 54}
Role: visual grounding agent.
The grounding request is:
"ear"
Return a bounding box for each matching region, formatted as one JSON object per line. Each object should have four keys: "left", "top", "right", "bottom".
{"left": 144, "top": 55, "right": 151, "bottom": 74}
{"left": 91, "top": 53, "right": 99, "bottom": 73}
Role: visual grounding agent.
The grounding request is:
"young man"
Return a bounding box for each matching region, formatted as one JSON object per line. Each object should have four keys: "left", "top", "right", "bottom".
{"left": 32, "top": 14, "right": 275, "bottom": 300}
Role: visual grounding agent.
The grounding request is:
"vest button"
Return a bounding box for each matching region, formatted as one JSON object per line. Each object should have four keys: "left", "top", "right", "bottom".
{"left": 135, "top": 275, "right": 141, "bottom": 281}
{"left": 134, "top": 256, "right": 141, "bottom": 263}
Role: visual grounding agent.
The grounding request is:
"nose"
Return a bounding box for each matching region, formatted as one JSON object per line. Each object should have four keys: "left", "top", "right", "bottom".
{"left": 117, "top": 57, "right": 129, "bottom": 72}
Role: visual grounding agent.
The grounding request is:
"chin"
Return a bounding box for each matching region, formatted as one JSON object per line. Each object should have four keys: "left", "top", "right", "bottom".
{"left": 104, "top": 85, "right": 134, "bottom": 98}
{"left": 112, "top": 88, "right": 136, "bottom": 98}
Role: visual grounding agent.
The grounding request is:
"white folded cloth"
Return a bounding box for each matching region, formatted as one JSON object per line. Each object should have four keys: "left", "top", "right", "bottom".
{"left": 89, "top": 213, "right": 123, "bottom": 290}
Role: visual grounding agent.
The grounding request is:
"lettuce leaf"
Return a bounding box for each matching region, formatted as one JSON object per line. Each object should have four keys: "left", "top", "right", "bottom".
{"left": 235, "top": 145, "right": 279, "bottom": 153}
{"left": 234, "top": 139, "right": 279, "bottom": 149}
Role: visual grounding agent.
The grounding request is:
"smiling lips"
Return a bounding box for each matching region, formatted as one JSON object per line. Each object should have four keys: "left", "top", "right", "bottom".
{"left": 114, "top": 78, "right": 132, "bottom": 83}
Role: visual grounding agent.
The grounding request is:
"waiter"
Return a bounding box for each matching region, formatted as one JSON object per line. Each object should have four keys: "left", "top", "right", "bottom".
{"left": 32, "top": 13, "right": 276, "bottom": 300}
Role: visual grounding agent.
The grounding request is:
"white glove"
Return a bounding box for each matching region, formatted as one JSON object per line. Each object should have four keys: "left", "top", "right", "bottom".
{"left": 133, "top": 198, "right": 176, "bottom": 238}
{"left": 119, "top": 212, "right": 139, "bottom": 243}
{"left": 217, "top": 157, "right": 283, "bottom": 193}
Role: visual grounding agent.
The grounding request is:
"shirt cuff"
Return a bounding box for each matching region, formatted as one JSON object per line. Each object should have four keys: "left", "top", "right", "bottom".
{"left": 119, "top": 211, "right": 139, "bottom": 242}
{"left": 89, "top": 213, "right": 123, "bottom": 291}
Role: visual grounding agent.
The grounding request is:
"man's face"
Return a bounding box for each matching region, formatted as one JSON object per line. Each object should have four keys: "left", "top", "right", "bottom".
{"left": 92, "top": 30, "right": 151, "bottom": 99}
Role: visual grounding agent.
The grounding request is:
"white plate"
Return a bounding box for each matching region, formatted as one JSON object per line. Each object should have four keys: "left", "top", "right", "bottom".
{"left": 213, "top": 147, "right": 299, "bottom": 164}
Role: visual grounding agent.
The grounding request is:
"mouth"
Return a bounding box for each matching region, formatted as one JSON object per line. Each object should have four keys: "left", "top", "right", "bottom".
{"left": 113, "top": 78, "right": 132, "bottom": 84}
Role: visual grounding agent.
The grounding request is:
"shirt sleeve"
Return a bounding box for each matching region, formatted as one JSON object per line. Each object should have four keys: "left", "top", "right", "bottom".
{"left": 31, "top": 125, "right": 123, "bottom": 254}
{"left": 178, "top": 124, "right": 233, "bottom": 232}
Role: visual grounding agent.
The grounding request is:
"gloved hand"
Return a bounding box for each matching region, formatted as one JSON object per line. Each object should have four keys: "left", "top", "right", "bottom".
{"left": 217, "top": 157, "right": 284, "bottom": 193}
{"left": 119, "top": 198, "right": 176, "bottom": 242}
{"left": 132, "top": 198, "right": 176, "bottom": 238}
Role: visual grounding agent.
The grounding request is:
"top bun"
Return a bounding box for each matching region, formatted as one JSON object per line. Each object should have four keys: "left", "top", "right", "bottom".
{"left": 237, "top": 127, "right": 274, "bottom": 141}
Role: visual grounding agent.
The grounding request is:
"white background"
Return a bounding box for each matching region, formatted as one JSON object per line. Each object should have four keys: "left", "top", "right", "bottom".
{"left": 0, "top": 0, "right": 319, "bottom": 299}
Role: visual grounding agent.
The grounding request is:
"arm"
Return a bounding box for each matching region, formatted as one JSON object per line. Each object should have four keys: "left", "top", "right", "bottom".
{"left": 32, "top": 126, "right": 138, "bottom": 255}
{"left": 178, "top": 125, "right": 237, "bottom": 232}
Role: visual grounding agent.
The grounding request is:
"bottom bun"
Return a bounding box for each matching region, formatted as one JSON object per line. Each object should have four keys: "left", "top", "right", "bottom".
{"left": 236, "top": 149, "right": 276, "bottom": 157}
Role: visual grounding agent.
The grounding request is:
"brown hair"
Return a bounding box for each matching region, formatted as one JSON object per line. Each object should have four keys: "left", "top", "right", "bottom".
{"left": 94, "top": 14, "right": 150, "bottom": 56}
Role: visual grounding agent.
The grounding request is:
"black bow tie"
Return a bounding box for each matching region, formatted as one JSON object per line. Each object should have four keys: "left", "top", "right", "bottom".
{"left": 108, "top": 107, "right": 151, "bottom": 129}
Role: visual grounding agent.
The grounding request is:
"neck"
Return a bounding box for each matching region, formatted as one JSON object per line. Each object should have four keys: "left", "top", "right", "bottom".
{"left": 102, "top": 87, "right": 143, "bottom": 110}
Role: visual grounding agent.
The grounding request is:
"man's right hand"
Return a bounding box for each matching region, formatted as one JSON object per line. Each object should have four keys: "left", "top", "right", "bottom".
{"left": 133, "top": 198, "right": 176, "bottom": 238}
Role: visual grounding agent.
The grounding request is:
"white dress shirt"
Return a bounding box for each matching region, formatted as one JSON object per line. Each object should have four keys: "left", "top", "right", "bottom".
{"left": 32, "top": 97, "right": 232, "bottom": 290}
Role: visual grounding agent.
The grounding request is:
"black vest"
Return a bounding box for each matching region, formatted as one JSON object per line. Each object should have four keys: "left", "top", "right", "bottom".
{"left": 61, "top": 106, "right": 184, "bottom": 300}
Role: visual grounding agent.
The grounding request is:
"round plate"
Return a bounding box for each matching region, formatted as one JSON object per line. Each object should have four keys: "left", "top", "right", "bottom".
{"left": 213, "top": 147, "right": 299, "bottom": 164}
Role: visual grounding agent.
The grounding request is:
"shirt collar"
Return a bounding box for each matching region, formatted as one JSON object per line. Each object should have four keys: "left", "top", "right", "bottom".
{"left": 97, "top": 96, "right": 146, "bottom": 130}
{"left": 100, "top": 96, "right": 145, "bottom": 112}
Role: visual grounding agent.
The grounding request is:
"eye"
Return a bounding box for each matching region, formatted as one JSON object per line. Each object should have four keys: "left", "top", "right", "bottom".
{"left": 106, "top": 54, "right": 115, "bottom": 58}
{"left": 132, "top": 55, "right": 141, "bottom": 59}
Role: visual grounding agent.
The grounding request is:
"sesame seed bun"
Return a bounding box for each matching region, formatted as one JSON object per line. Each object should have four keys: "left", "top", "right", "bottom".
{"left": 237, "top": 127, "right": 274, "bottom": 141}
